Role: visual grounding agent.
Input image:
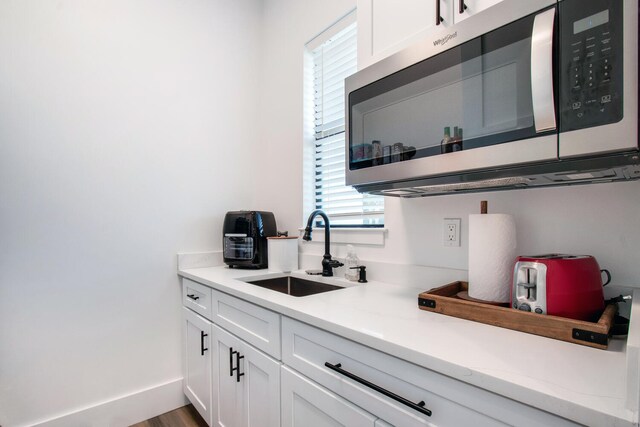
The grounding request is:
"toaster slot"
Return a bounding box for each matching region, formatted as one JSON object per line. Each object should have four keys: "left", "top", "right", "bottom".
{"left": 513, "top": 262, "right": 547, "bottom": 314}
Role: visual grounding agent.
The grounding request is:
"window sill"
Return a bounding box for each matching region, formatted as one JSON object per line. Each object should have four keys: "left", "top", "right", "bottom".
{"left": 297, "top": 227, "right": 387, "bottom": 246}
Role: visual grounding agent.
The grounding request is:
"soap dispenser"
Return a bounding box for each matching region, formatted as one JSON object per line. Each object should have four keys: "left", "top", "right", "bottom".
{"left": 344, "top": 245, "right": 360, "bottom": 282}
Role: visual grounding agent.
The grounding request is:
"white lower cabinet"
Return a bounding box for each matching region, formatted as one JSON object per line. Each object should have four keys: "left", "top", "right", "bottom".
{"left": 182, "top": 279, "right": 581, "bottom": 427}
{"left": 183, "top": 307, "right": 213, "bottom": 425}
{"left": 281, "top": 366, "right": 378, "bottom": 427}
{"left": 282, "top": 317, "right": 580, "bottom": 427}
{"left": 212, "top": 324, "right": 281, "bottom": 427}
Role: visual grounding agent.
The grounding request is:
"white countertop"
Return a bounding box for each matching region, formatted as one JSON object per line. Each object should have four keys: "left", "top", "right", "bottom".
{"left": 179, "top": 265, "right": 640, "bottom": 427}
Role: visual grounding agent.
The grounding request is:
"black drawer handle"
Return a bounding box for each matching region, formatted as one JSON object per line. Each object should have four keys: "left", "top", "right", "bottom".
{"left": 325, "top": 362, "right": 432, "bottom": 417}
{"left": 200, "top": 331, "right": 208, "bottom": 355}
{"left": 459, "top": 0, "right": 467, "bottom": 14}
{"left": 187, "top": 294, "right": 200, "bottom": 301}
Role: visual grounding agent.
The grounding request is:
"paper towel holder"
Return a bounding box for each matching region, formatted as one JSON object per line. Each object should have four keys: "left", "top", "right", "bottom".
{"left": 481, "top": 200, "right": 488, "bottom": 214}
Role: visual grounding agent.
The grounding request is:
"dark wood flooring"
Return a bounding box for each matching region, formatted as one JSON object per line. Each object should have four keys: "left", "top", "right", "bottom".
{"left": 130, "top": 404, "right": 208, "bottom": 427}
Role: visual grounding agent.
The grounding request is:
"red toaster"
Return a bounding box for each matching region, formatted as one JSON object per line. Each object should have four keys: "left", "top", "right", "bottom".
{"left": 511, "top": 254, "right": 609, "bottom": 321}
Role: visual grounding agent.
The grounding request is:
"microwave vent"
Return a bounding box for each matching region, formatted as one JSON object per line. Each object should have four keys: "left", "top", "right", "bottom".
{"left": 548, "top": 169, "right": 617, "bottom": 182}
{"left": 355, "top": 155, "right": 640, "bottom": 197}
{"left": 415, "top": 177, "right": 531, "bottom": 193}
{"left": 380, "top": 189, "right": 424, "bottom": 196}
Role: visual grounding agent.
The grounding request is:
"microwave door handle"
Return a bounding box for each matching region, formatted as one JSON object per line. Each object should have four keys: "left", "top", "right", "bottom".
{"left": 530, "top": 8, "right": 557, "bottom": 133}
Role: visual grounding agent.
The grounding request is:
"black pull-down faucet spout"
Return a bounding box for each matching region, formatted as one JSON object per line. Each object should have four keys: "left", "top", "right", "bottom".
{"left": 303, "top": 209, "right": 343, "bottom": 277}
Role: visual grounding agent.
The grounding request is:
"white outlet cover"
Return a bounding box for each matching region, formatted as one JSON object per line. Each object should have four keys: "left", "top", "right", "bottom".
{"left": 443, "top": 218, "right": 461, "bottom": 247}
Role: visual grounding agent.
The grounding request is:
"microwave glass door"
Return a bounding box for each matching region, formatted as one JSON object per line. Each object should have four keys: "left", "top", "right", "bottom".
{"left": 349, "top": 8, "right": 557, "bottom": 171}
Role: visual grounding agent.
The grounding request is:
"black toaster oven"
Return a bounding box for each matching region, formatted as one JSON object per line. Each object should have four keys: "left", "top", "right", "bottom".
{"left": 223, "top": 211, "right": 277, "bottom": 269}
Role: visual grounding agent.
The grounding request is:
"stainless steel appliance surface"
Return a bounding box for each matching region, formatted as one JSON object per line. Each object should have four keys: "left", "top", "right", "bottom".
{"left": 345, "top": 0, "right": 639, "bottom": 197}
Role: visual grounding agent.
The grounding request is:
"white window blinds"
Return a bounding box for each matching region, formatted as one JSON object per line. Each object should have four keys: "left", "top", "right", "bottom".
{"left": 310, "top": 21, "right": 384, "bottom": 226}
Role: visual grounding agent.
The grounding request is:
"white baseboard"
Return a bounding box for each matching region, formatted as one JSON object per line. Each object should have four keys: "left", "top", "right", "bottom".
{"left": 31, "top": 378, "right": 187, "bottom": 427}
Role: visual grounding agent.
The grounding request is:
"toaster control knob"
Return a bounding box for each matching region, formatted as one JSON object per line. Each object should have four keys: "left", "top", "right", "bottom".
{"left": 518, "top": 303, "right": 531, "bottom": 312}
{"left": 534, "top": 308, "right": 543, "bottom": 314}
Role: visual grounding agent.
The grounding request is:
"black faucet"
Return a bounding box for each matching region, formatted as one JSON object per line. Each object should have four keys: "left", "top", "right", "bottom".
{"left": 302, "top": 209, "right": 344, "bottom": 277}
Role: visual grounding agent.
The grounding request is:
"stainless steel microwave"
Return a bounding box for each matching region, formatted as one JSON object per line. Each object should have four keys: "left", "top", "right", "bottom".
{"left": 345, "top": 0, "right": 639, "bottom": 197}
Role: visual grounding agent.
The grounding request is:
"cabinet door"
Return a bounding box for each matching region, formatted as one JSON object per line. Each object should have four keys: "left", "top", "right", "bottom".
{"left": 212, "top": 325, "right": 281, "bottom": 427}
{"left": 241, "top": 335, "right": 281, "bottom": 427}
{"left": 212, "top": 325, "right": 243, "bottom": 427}
{"left": 453, "top": 0, "right": 504, "bottom": 24}
{"left": 281, "top": 366, "right": 377, "bottom": 427}
{"left": 183, "top": 307, "right": 212, "bottom": 426}
{"left": 358, "top": 0, "right": 452, "bottom": 69}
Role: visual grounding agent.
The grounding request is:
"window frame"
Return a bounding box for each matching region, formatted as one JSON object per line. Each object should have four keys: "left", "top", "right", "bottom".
{"left": 303, "top": 9, "right": 384, "bottom": 228}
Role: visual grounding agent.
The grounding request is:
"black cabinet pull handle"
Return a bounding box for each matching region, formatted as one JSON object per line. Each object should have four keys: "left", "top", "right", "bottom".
{"left": 235, "top": 351, "right": 245, "bottom": 382}
{"left": 187, "top": 294, "right": 200, "bottom": 301}
{"left": 325, "top": 362, "right": 432, "bottom": 417}
{"left": 200, "top": 332, "right": 208, "bottom": 356}
{"left": 436, "top": 0, "right": 443, "bottom": 25}
{"left": 230, "top": 348, "right": 245, "bottom": 382}
{"left": 459, "top": 0, "right": 467, "bottom": 14}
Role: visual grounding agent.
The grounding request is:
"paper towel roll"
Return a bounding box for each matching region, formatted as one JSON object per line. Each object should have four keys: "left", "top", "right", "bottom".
{"left": 468, "top": 213, "right": 517, "bottom": 303}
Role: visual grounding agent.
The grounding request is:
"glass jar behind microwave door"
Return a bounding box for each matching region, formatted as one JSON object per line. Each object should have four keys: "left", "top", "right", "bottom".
{"left": 348, "top": 7, "right": 557, "bottom": 174}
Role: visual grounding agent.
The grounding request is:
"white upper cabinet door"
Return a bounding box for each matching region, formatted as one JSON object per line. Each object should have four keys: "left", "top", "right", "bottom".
{"left": 358, "top": 0, "right": 453, "bottom": 69}
{"left": 453, "top": 0, "right": 505, "bottom": 24}
{"left": 182, "top": 307, "right": 213, "bottom": 426}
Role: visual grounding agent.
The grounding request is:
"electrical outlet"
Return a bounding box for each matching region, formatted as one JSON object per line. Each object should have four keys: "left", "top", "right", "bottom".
{"left": 443, "top": 218, "right": 461, "bottom": 247}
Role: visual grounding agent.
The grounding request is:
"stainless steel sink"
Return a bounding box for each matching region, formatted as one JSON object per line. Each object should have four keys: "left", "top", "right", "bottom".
{"left": 243, "top": 276, "right": 343, "bottom": 297}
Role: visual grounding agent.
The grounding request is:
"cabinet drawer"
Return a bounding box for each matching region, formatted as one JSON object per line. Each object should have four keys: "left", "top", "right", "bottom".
{"left": 281, "top": 366, "right": 377, "bottom": 427}
{"left": 282, "top": 317, "right": 579, "bottom": 427}
{"left": 183, "top": 278, "right": 213, "bottom": 319}
{"left": 211, "top": 288, "right": 281, "bottom": 359}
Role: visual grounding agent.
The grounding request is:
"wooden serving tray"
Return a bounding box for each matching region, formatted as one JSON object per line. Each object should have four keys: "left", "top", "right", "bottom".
{"left": 418, "top": 281, "right": 617, "bottom": 349}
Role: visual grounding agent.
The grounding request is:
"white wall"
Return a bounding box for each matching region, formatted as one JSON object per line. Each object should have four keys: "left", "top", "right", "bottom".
{"left": 1, "top": 0, "right": 639, "bottom": 424}
{"left": 0, "top": 1, "right": 262, "bottom": 425}
{"left": 256, "top": 0, "right": 358, "bottom": 230}
{"left": 257, "top": 0, "right": 640, "bottom": 288}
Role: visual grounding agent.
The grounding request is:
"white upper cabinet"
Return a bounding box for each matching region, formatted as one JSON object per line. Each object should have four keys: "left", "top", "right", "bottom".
{"left": 357, "top": 0, "right": 507, "bottom": 68}
{"left": 358, "top": 0, "right": 452, "bottom": 69}
{"left": 453, "top": 0, "right": 505, "bottom": 24}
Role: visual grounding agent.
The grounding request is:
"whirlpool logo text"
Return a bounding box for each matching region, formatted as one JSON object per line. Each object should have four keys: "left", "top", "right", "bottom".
{"left": 433, "top": 32, "right": 458, "bottom": 47}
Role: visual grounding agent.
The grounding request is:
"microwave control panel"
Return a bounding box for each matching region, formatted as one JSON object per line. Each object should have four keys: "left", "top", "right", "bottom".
{"left": 559, "top": 0, "right": 623, "bottom": 132}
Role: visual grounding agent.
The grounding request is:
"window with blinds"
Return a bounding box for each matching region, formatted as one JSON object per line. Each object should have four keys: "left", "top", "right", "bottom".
{"left": 309, "top": 19, "right": 384, "bottom": 227}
